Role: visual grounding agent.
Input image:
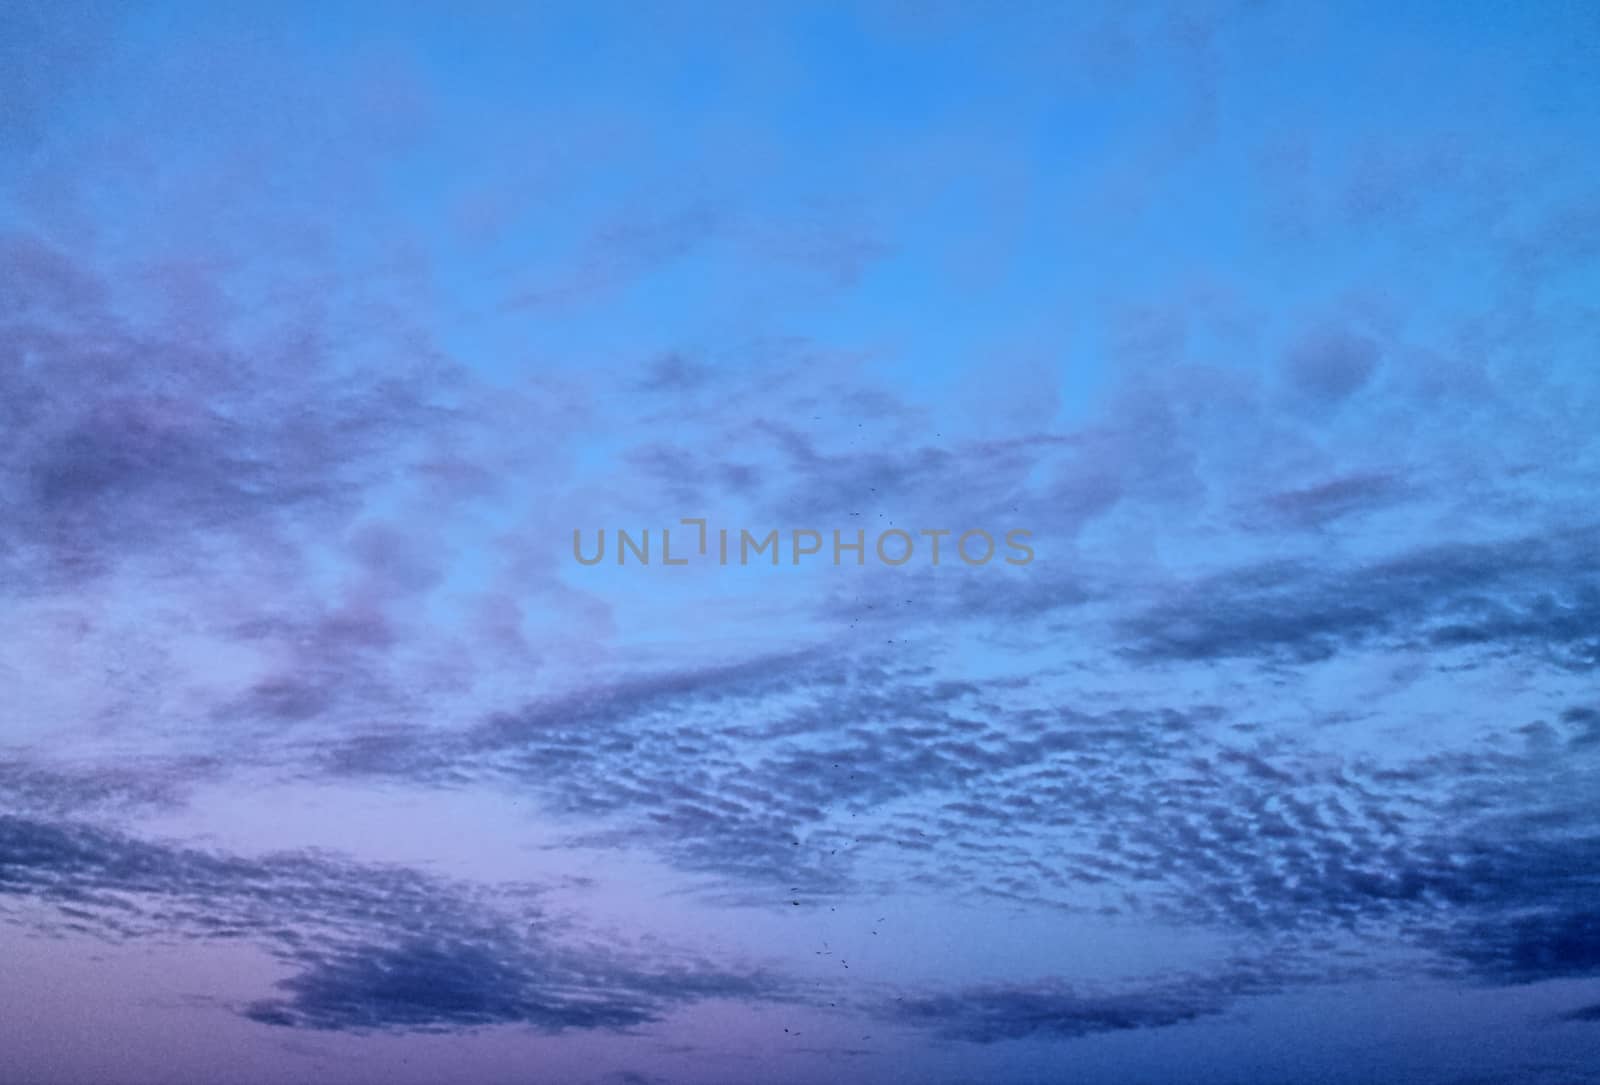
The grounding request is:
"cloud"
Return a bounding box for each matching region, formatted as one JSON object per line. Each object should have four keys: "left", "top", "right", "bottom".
{"left": 1251, "top": 471, "right": 1407, "bottom": 530}
{"left": 885, "top": 964, "right": 1285, "bottom": 1044}
{"left": 500, "top": 201, "right": 726, "bottom": 313}
{"left": 243, "top": 936, "right": 658, "bottom": 1032}
{"left": 1120, "top": 526, "right": 1600, "bottom": 669}
{"left": 0, "top": 232, "right": 464, "bottom": 594}
{"left": 0, "top": 757, "right": 206, "bottom": 817}
{"left": 2, "top": 6, "right": 1599, "bottom": 1082}
{"left": 295, "top": 616, "right": 1595, "bottom": 966}
{"left": 283, "top": 621, "right": 1600, "bottom": 1013}
{"left": 1444, "top": 908, "right": 1600, "bottom": 986}
{"left": 0, "top": 812, "right": 784, "bottom": 1033}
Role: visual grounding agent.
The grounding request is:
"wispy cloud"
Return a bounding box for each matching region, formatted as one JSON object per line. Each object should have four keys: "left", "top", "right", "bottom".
{"left": 0, "top": 811, "right": 787, "bottom": 1033}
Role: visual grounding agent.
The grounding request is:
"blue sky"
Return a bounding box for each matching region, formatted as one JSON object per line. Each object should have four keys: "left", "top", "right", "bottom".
{"left": 2, "top": 2, "right": 1599, "bottom": 1083}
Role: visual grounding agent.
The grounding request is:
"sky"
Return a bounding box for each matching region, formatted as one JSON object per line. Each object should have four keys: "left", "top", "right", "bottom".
{"left": 1, "top": 1, "right": 1599, "bottom": 1083}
